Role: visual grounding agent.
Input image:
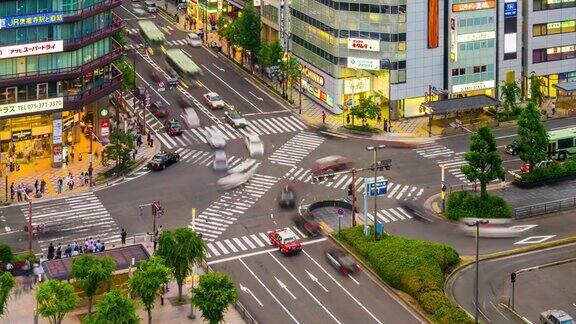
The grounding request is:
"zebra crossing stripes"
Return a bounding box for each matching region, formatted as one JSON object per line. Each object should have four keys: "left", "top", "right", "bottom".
{"left": 413, "top": 142, "right": 473, "bottom": 184}
{"left": 438, "top": 153, "right": 469, "bottom": 182}
{"left": 21, "top": 192, "right": 121, "bottom": 254}
{"left": 283, "top": 166, "right": 425, "bottom": 200}
{"left": 414, "top": 143, "right": 454, "bottom": 158}
{"left": 204, "top": 226, "right": 309, "bottom": 258}
{"left": 365, "top": 207, "right": 413, "bottom": 225}
{"left": 190, "top": 174, "right": 279, "bottom": 241}
{"left": 174, "top": 148, "right": 245, "bottom": 168}
{"left": 125, "top": 28, "right": 138, "bottom": 35}
{"left": 269, "top": 132, "right": 325, "bottom": 167}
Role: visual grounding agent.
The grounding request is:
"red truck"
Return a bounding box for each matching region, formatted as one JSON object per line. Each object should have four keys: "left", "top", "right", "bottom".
{"left": 268, "top": 228, "right": 303, "bottom": 256}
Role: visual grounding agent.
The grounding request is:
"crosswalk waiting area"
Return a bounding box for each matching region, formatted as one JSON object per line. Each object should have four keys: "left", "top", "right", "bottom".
{"left": 283, "top": 167, "right": 424, "bottom": 200}
{"left": 268, "top": 132, "right": 325, "bottom": 167}
{"left": 190, "top": 174, "right": 279, "bottom": 241}
{"left": 22, "top": 192, "right": 121, "bottom": 254}
{"left": 413, "top": 142, "right": 470, "bottom": 183}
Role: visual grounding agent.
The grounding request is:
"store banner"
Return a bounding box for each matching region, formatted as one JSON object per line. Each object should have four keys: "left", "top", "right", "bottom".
{"left": 0, "top": 97, "right": 63, "bottom": 118}
{"left": 347, "top": 57, "right": 381, "bottom": 70}
{"left": 53, "top": 119, "right": 63, "bottom": 144}
{"left": 0, "top": 40, "right": 63, "bottom": 59}
{"left": 344, "top": 78, "right": 371, "bottom": 94}
{"left": 450, "top": 17, "right": 458, "bottom": 62}
{"left": 0, "top": 12, "right": 64, "bottom": 30}
{"left": 347, "top": 38, "right": 380, "bottom": 52}
{"left": 428, "top": 0, "right": 439, "bottom": 48}
{"left": 101, "top": 120, "right": 110, "bottom": 137}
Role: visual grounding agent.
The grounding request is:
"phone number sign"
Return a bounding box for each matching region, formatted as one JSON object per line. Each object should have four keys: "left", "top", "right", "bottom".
{"left": 0, "top": 97, "right": 63, "bottom": 118}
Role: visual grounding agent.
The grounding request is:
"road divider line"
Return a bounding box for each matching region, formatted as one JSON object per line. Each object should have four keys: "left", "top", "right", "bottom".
{"left": 239, "top": 259, "right": 300, "bottom": 323}
{"left": 269, "top": 252, "right": 342, "bottom": 324}
{"left": 302, "top": 250, "right": 383, "bottom": 324}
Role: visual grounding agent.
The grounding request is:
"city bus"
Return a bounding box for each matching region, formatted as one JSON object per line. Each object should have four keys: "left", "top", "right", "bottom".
{"left": 164, "top": 49, "right": 202, "bottom": 88}
{"left": 547, "top": 126, "right": 576, "bottom": 160}
{"left": 137, "top": 20, "right": 165, "bottom": 55}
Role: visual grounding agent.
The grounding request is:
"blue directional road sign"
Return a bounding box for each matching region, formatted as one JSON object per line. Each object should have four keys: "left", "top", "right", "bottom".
{"left": 365, "top": 177, "right": 388, "bottom": 197}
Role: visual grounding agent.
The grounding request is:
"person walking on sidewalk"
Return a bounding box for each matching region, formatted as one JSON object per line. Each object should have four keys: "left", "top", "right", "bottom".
{"left": 10, "top": 183, "right": 14, "bottom": 201}
{"left": 47, "top": 243, "right": 55, "bottom": 260}
{"left": 70, "top": 146, "right": 75, "bottom": 163}
{"left": 121, "top": 228, "right": 127, "bottom": 245}
{"left": 84, "top": 171, "right": 89, "bottom": 185}
{"left": 322, "top": 111, "right": 326, "bottom": 124}
{"left": 34, "top": 179, "right": 39, "bottom": 195}
{"left": 55, "top": 244, "right": 62, "bottom": 259}
{"left": 57, "top": 177, "right": 63, "bottom": 194}
{"left": 40, "top": 179, "right": 46, "bottom": 194}
{"left": 16, "top": 184, "right": 22, "bottom": 202}
{"left": 132, "top": 148, "right": 137, "bottom": 160}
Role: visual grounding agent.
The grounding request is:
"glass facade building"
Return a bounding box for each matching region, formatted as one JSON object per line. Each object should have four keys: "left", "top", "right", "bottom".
{"left": 0, "top": 0, "right": 123, "bottom": 168}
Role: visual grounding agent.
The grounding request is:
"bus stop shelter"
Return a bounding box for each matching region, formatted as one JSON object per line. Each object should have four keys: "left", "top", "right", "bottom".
{"left": 42, "top": 244, "right": 150, "bottom": 280}
{"left": 553, "top": 81, "right": 576, "bottom": 111}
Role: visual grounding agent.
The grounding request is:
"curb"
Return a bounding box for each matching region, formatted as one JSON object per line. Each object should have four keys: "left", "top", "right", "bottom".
{"left": 329, "top": 234, "right": 432, "bottom": 324}
{"left": 499, "top": 303, "right": 531, "bottom": 323}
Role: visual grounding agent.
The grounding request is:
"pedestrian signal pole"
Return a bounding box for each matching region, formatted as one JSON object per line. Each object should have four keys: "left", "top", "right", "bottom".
{"left": 441, "top": 164, "right": 446, "bottom": 212}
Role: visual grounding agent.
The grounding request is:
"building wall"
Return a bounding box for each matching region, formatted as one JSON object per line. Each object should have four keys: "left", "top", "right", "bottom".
{"left": 497, "top": 0, "right": 523, "bottom": 87}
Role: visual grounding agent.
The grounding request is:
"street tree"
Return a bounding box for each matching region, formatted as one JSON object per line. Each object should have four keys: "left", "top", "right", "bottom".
{"left": 529, "top": 73, "right": 545, "bottom": 108}
{"left": 349, "top": 96, "right": 380, "bottom": 126}
{"left": 114, "top": 58, "right": 135, "bottom": 90}
{"left": 71, "top": 255, "right": 115, "bottom": 314}
{"left": 236, "top": 3, "right": 261, "bottom": 66}
{"left": 101, "top": 129, "right": 135, "bottom": 171}
{"left": 129, "top": 256, "right": 172, "bottom": 324}
{"left": 281, "top": 56, "right": 300, "bottom": 101}
{"left": 256, "top": 43, "right": 273, "bottom": 68}
{"left": 36, "top": 280, "right": 79, "bottom": 324}
{"left": 268, "top": 40, "right": 284, "bottom": 66}
{"left": 517, "top": 101, "right": 548, "bottom": 165}
{"left": 461, "top": 126, "right": 505, "bottom": 197}
{"left": 0, "top": 272, "right": 15, "bottom": 318}
{"left": 155, "top": 227, "right": 206, "bottom": 302}
{"left": 191, "top": 272, "right": 238, "bottom": 324}
{"left": 84, "top": 289, "right": 139, "bottom": 324}
{"left": 499, "top": 80, "right": 521, "bottom": 114}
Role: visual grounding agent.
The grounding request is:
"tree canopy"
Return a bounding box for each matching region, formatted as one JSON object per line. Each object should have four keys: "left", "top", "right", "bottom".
{"left": 235, "top": 3, "right": 262, "bottom": 61}
{"left": 461, "top": 126, "right": 505, "bottom": 197}
{"left": 349, "top": 96, "right": 381, "bottom": 125}
{"left": 517, "top": 101, "right": 548, "bottom": 165}
{"left": 499, "top": 80, "right": 521, "bottom": 114}
{"left": 155, "top": 227, "right": 206, "bottom": 301}
{"left": 129, "top": 257, "right": 172, "bottom": 324}
{"left": 0, "top": 272, "right": 15, "bottom": 318}
{"left": 191, "top": 272, "right": 238, "bottom": 324}
{"left": 529, "top": 73, "right": 544, "bottom": 108}
{"left": 84, "top": 289, "right": 139, "bottom": 324}
{"left": 101, "top": 129, "right": 135, "bottom": 170}
{"left": 36, "top": 280, "right": 79, "bottom": 324}
{"left": 71, "top": 255, "right": 115, "bottom": 314}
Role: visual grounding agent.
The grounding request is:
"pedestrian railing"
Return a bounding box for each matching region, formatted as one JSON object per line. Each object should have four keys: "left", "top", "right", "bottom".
{"left": 513, "top": 196, "right": 576, "bottom": 219}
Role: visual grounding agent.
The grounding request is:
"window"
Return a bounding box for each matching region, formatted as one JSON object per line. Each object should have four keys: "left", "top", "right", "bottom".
{"left": 558, "top": 138, "right": 574, "bottom": 149}
{"left": 5, "top": 87, "right": 17, "bottom": 104}
{"left": 37, "top": 83, "right": 48, "bottom": 100}
{"left": 460, "top": 68, "right": 465, "bottom": 75}
{"left": 452, "top": 69, "right": 459, "bottom": 76}
{"left": 533, "top": 20, "right": 576, "bottom": 36}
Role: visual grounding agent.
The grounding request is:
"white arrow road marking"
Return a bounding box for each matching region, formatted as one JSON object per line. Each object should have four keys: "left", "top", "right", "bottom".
{"left": 212, "top": 63, "right": 225, "bottom": 72}
{"left": 508, "top": 225, "right": 538, "bottom": 232}
{"left": 275, "top": 276, "right": 297, "bottom": 300}
{"left": 249, "top": 91, "right": 264, "bottom": 101}
{"left": 347, "top": 274, "right": 360, "bottom": 285}
{"left": 240, "top": 283, "right": 264, "bottom": 307}
{"left": 305, "top": 270, "right": 328, "bottom": 292}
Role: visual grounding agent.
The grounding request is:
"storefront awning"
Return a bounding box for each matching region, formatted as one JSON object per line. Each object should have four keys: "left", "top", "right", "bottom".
{"left": 227, "top": 0, "right": 245, "bottom": 9}
{"left": 426, "top": 95, "right": 500, "bottom": 115}
{"left": 553, "top": 81, "right": 576, "bottom": 94}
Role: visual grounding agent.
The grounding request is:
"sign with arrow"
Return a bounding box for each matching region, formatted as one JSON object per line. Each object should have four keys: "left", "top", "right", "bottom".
{"left": 240, "top": 284, "right": 263, "bottom": 307}
{"left": 305, "top": 270, "right": 328, "bottom": 292}
{"left": 275, "top": 277, "right": 296, "bottom": 299}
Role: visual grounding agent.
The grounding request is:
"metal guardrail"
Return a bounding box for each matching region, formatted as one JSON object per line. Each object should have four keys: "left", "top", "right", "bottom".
{"left": 514, "top": 196, "right": 576, "bottom": 219}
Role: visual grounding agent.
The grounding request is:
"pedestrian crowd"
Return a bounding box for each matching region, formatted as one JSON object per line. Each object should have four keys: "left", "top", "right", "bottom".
{"left": 46, "top": 237, "right": 107, "bottom": 260}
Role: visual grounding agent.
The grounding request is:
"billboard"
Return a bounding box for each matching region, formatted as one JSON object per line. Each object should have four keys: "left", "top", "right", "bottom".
{"left": 0, "top": 97, "right": 63, "bottom": 118}
{"left": 0, "top": 12, "right": 64, "bottom": 30}
{"left": 0, "top": 40, "right": 64, "bottom": 59}
{"left": 428, "top": 0, "right": 439, "bottom": 48}
{"left": 347, "top": 38, "right": 380, "bottom": 52}
{"left": 347, "top": 57, "right": 381, "bottom": 70}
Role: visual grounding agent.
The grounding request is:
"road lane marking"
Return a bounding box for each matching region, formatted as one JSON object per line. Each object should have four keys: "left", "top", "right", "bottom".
{"left": 302, "top": 251, "right": 384, "bottom": 324}
{"left": 347, "top": 274, "right": 360, "bottom": 285}
{"left": 212, "top": 63, "right": 225, "bottom": 72}
{"left": 239, "top": 259, "right": 300, "bottom": 323}
{"left": 274, "top": 277, "right": 297, "bottom": 299}
{"left": 270, "top": 252, "right": 342, "bottom": 323}
{"left": 201, "top": 64, "right": 264, "bottom": 113}
{"left": 306, "top": 270, "right": 329, "bottom": 292}
{"left": 249, "top": 91, "right": 264, "bottom": 101}
{"left": 514, "top": 235, "right": 556, "bottom": 245}
{"left": 240, "top": 284, "right": 264, "bottom": 307}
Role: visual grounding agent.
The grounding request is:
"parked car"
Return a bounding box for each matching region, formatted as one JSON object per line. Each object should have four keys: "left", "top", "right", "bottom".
{"left": 183, "top": 107, "right": 200, "bottom": 128}
{"left": 268, "top": 228, "right": 302, "bottom": 256}
{"left": 292, "top": 214, "right": 321, "bottom": 237}
{"left": 212, "top": 150, "right": 228, "bottom": 171}
{"left": 204, "top": 128, "right": 226, "bottom": 149}
{"left": 150, "top": 101, "right": 168, "bottom": 118}
{"left": 540, "top": 309, "right": 574, "bottom": 324}
{"left": 244, "top": 133, "right": 264, "bottom": 158}
{"left": 148, "top": 151, "right": 180, "bottom": 170}
{"left": 224, "top": 109, "right": 248, "bottom": 128}
{"left": 187, "top": 33, "right": 202, "bottom": 47}
{"left": 203, "top": 92, "right": 225, "bottom": 109}
{"left": 325, "top": 249, "right": 360, "bottom": 275}
{"left": 520, "top": 160, "right": 553, "bottom": 173}
{"left": 505, "top": 141, "right": 522, "bottom": 155}
{"left": 164, "top": 119, "right": 182, "bottom": 136}
{"left": 278, "top": 185, "right": 296, "bottom": 209}
{"left": 311, "top": 155, "right": 351, "bottom": 180}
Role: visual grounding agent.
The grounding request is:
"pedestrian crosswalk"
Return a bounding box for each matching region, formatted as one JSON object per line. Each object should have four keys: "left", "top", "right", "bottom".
{"left": 22, "top": 192, "right": 121, "bottom": 254}
{"left": 190, "top": 174, "right": 279, "bottom": 241}
{"left": 365, "top": 207, "right": 414, "bottom": 225}
{"left": 268, "top": 132, "right": 325, "bottom": 167}
{"left": 283, "top": 166, "right": 425, "bottom": 200}
{"left": 123, "top": 39, "right": 190, "bottom": 50}
{"left": 413, "top": 142, "right": 471, "bottom": 183}
{"left": 175, "top": 147, "right": 245, "bottom": 169}
{"left": 154, "top": 116, "right": 308, "bottom": 149}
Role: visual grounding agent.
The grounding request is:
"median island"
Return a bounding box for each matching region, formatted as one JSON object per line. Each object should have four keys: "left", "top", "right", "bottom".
{"left": 336, "top": 227, "right": 472, "bottom": 324}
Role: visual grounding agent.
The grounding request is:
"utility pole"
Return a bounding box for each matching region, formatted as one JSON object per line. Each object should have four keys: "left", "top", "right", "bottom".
{"left": 466, "top": 219, "right": 489, "bottom": 324}
{"left": 510, "top": 272, "right": 516, "bottom": 310}
{"left": 350, "top": 169, "right": 356, "bottom": 226}
{"left": 441, "top": 164, "right": 446, "bottom": 212}
{"left": 366, "top": 145, "right": 386, "bottom": 239}
{"left": 89, "top": 130, "right": 93, "bottom": 187}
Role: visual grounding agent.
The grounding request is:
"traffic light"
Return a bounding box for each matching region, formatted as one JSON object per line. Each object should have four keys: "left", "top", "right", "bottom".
{"left": 347, "top": 184, "right": 353, "bottom": 196}
{"left": 510, "top": 272, "right": 516, "bottom": 283}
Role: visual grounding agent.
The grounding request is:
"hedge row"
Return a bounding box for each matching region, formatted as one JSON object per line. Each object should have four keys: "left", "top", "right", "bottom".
{"left": 516, "top": 159, "right": 576, "bottom": 184}
{"left": 445, "top": 190, "right": 512, "bottom": 220}
{"left": 337, "top": 227, "right": 472, "bottom": 324}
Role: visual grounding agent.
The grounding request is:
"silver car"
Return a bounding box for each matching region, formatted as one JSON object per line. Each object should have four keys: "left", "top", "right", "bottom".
{"left": 244, "top": 133, "right": 264, "bottom": 158}
{"left": 212, "top": 150, "right": 228, "bottom": 171}
{"left": 183, "top": 107, "right": 200, "bottom": 128}
{"left": 204, "top": 128, "right": 226, "bottom": 149}
{"left": 187, "top": 33, "right": 202, "bottom": 47}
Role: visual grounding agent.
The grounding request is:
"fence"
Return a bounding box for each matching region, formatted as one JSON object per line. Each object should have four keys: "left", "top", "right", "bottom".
{"left": 513, "top": 196, "right": 576, "bottom": 219}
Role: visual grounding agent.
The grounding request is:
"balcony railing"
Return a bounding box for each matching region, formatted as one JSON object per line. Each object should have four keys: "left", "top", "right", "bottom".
{"left": 0, "top": 45, "right": 123, "bottom": 88}
{"left": 63, "top": 68, "right": 123, "bottom": 109}
{"left": 63, "top": 0, "right": 122, "bottom": 23}
{"left": 64, "top": 14, "right": 123, "bottom": 51}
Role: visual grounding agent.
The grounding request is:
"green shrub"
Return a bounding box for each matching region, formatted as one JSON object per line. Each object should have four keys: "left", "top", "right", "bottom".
{"left": 517, "top": 159, "right": 576, "bottom": 184}
{"left": 337, "top": 227, "right": 472, "bottom": 324}
{"left": 445, "top": 190, "right": 512, "bottom": 220}
{"left": 0, "top": 244, "right": 13, "bottom": 264}
{"left": 13, "top": 252, "right": 37, "bottom": 264}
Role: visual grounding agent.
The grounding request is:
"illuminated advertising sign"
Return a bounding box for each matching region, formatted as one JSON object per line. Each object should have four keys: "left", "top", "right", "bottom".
{"left": 344, "top": 78, "right": 371, "bottom": 94}
{"left": 347, "top": 57, "right": 380, "bottom": 70}
{"left": 0, "top": 12, "right": 64, "bottom": 30}
{"left": 452, "top": 0, "right": 495, "bottom": 12}
{"left": 428, "top": 0, "right": 439, "bottom": 48}
{"left": 450, "top": 17, "right": 458, "bottom": 62}
{"left": 0, "top": 40, "right": 63, "bottom": 59}
{"left": 300, "top": 64, "right": 325, "bottom": 86}
{"left": 53, "top": 119, "right": 63, "bottom": 145}
{"left": 452, "top": 80, "right": 495, "bottom": 93}
{"left": 504, "top": 1, "right": 517, "bottom": 17}
{"left": 0, "top": 97, "right": 63, "bottom": 118}
{"left": 504, "top": 0, "right": 518, "bottom": 60}
{"left": 347, "top": 38, "right": 380, "bottom": 52}
{"left": 457, "top": 31, "right": 495, "bottom": 43}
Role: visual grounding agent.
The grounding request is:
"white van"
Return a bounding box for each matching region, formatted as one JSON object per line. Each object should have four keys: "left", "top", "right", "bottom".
{"left": 145, "top": 0, "right": 157, "bottom": 13}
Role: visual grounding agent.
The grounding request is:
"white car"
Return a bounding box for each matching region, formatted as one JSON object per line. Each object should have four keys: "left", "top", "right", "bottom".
{"left": 183, "top": 107, "right": 200, "bottom": 128}
{"left": 212, "top": 150, "right": 228, "bottom": 171}
{"left": 203, "top": 92, "right": 225, "bottom": 109}
{"left": 187, "top": 33, "right": 202, "bottom": 47}
{"left": 224, "top": 109, "right": 248, "bottom": 128}
{"left": 244, "top": 133, "right": 264, "bottom": 158}
{"left": 217, "top": 163, "right": 259, "bottom": 190}
{"left": 204, "top": 128, "right": 226, "bottom": 149}
{"left": 228, "top": 159, "right": 258, "bottom": 174}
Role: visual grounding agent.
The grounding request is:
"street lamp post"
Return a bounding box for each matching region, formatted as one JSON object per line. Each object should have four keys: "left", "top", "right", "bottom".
{"left": 366, "top": 145, "right": 386, "bottom": 239}
{"left": 465, "top": 219, "right": 489, "bottom": 324}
